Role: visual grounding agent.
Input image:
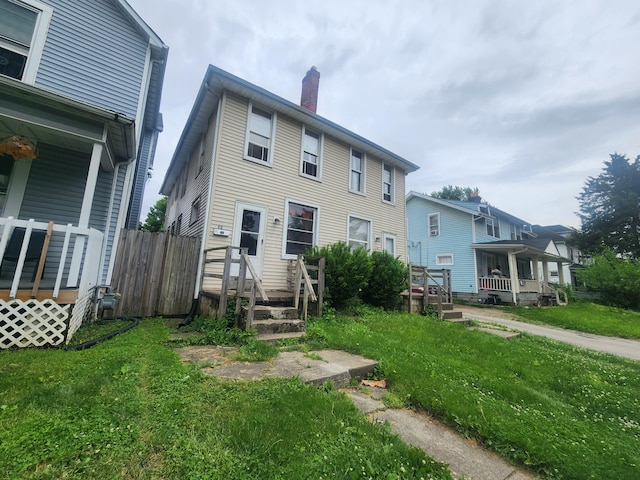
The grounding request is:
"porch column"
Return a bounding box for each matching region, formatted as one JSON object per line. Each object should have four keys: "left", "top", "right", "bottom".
{"left": 507, "top": 250, "right": 518, "bottom": 304}
{"left": 557, "top": 261, "right": 565, "bottom": 285}
{"left": 531, "top": 256, "right": 540, "bottom": 281}
{"left": 542, "top": 260, "right": 550, "bottom": 284}
{"left": 67, "top": 142, "right": 103, "bottom": 287}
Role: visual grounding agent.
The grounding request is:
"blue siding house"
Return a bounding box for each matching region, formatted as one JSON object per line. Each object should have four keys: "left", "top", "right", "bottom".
{"left": 406, "top": 191, "right": 573, "bottom": 305}
{"left": 0, "top": 0, "right": 168, "bottom": 347}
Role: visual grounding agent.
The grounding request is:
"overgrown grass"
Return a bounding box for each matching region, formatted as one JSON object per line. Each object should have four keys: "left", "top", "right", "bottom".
{"left": 501, "top": 302, "right": 640, "bottom": 339}
{"left": 0, "top": 319, "right": 452, "bottom": 479}
{"left": 307, "top": 310, "right": 640, "bottom": 479}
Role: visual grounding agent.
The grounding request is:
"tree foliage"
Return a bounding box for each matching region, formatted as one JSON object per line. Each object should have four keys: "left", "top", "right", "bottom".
{"left": 140, "top": 196, "right": 167, "bottom": 232}
{"left": 361, "top": 251, "right": 409, "bottom": 311}
{"left": 430, "top": 185, "right": 478, "bottom": 201}
{"left": 576, "top": 248, "right": 640, "bottom": 310}
{"left": 574, "top": 154, "right": 640, "bottom": 259}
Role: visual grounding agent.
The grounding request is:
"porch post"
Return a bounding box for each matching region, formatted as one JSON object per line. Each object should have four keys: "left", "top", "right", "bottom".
{"left": 557, "top": 261, "right": 565, "bottom": 285}
{"left": 67, "top": 142, "right": 102, "bottom": 287}
{"left": 542, "top": 260, "right": 550, "bottom": 284}
{"left": 507, "top": 250, "right": 518, "bottom": 304}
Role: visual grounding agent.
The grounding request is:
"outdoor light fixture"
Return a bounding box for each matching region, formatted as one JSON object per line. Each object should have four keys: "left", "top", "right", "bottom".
{"left": 273, "top": 217, "right": 281, "bottom": 225}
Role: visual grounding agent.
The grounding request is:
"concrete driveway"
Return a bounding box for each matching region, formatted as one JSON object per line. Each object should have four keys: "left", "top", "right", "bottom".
{"left": 458, "top": 306, "right": 640, "bottom": 361}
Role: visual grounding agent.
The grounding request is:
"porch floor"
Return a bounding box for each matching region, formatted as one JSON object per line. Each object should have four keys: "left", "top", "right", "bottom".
{"left": 0, "top": 289, "right": 79, "bottom": 304}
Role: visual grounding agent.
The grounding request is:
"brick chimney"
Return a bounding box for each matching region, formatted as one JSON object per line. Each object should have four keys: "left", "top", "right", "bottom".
{"left": 300, "top": 66, "right": 320, "bottom": 113}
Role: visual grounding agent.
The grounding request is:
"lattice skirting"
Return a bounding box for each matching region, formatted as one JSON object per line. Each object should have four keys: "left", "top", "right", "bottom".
{"left": 0, "top": 292, "right": 93, "bottom": 349}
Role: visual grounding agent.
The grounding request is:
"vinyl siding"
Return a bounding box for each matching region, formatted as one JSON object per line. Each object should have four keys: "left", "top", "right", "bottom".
{"left": 199, "top": 92, "right": 408, "bottom": 290}
{"left": 406, "top": 197, "right": 478, "bottom": 293}
{"left": 35, "top": 0, "right": 148, "bottom": 119}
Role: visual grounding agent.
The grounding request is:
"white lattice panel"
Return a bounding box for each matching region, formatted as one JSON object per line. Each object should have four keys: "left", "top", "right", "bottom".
{"left": 0, "top": 299, "right": 71, "bottom": 349}
{"left": 66, "top": 290, "right": 93, "bottom": 343}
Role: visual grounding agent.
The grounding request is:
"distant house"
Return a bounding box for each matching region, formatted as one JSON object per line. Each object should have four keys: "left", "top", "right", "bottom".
{"left": 0, "top": 0, "right": 168, "bottom": 347}
{"left": 161, "top": 65, "right": 418, "bottom": 312}
{"left": 406, "top": 191, "right": 577, "bottom": 305}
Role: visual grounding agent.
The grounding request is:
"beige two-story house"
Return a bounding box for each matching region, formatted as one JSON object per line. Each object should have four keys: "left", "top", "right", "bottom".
{"left": 160, "top": 65, "right": 418, "bottom": 304}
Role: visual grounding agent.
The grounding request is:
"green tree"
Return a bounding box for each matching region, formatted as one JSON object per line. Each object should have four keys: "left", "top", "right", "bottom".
{"left": 361, "top": 251, "right": 409, "bottom": 311}
{"left": 141, "top": 196, "right": 167, "bottom": 232}
{"left": 574, "top": 154, "right": 640, "bottom": 259}
{"left": 576, "top": 248, "right": 640, "bottom": 310}
{"left": 430, "top": 185, "right": 478, "bottom": 201}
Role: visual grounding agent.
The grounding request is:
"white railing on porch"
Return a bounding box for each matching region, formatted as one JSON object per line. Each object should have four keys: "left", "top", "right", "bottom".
{"left": 0, "top": 216, "right": 103, "bottom": 300}
{"left": 478, "top": 276, "right": 512, "bottom": 291}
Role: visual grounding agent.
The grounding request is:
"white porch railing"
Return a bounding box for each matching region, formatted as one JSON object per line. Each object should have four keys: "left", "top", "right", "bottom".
{"left": 478, "top": 276, "right": 512, "bottom": 291}
{"left": 0, "top": 217, "right": 103, "bottom": 300}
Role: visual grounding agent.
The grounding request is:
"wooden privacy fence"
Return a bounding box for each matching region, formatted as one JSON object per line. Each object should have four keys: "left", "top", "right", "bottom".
{"left": 110, "top": 229, "right": 200, "bottom": 317}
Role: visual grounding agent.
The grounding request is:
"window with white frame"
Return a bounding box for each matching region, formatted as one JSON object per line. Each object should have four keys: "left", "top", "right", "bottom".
{"left": 382, "top": 164, "right": 394, "bottom": 203}
{"left": 486, "top": 218, "right": 500, "bottom": 238}
{"left": 383, "top": 233, "right": 396, "bottom": 255}
{"left": 348, "top": 215, "right": 371, "bottom": 251}
{"left": 510, "top": 223, "right": 521, "bottom": 240}
{"left": 300, "top": 127, "right": 321, "bottom": 179}
{"left": 190, "top": 196, "right": 200, "bottom": 225}
{"left": 176, "top": 214, "right": 183, "bottom": 235}
{"left": 245, "top": 103, "right": 275, "bottom": 164}
{"left": 350, "top": 148, "right": 365, "bottom": 193}
{"left": 285, "top": 201, "right": 317, "bottom": 256}
{"left": 0, "top": 155, "right": 14, "bottom": 216}
{"left": 0, "top": 0, "right": 52, "bottom": 83}
{"left": 197, "top": 133, "right": 205, "bottom": 175}
{"left": 436, "top": 254, "right": 454, "bottom": 266}
{"left": 428, "top": 213, "right": 440, "bottom": 237}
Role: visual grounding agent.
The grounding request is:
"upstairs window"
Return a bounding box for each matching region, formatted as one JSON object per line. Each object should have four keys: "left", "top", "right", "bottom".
{"left": 486, "top": 218, "right": 500, "bottom": 238}
{"left": 428, "top": 213, "right": 440, "bottom": 237}
{"left": 382, "top": 164, "right": 394, "bottom": 203}
{"left": 300, "top": 127, "right": 322, "bottom": 179}
{"left": 190, "top": 196, "right": 200, "bottom": 225}
{"left": 350, "top": 148, "right": 365, "bottom": 193}
{"left": 510, "top": 223, "right": 521, "bottom": 240}
{"left": 0, "top": 0, "right": 52, "bottom": 83}
{"left": 245, "top": 103, "right": 275, "bottom": 165}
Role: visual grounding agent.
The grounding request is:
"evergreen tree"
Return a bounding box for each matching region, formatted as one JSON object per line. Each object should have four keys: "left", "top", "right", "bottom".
{"left": 140, "top": 196, "right": 167, "bottom": 232}
{"left": 574, "top": 154, "right": 640, "bottom": 259}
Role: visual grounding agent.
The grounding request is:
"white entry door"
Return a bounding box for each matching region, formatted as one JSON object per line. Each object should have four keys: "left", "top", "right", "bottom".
{"left": 232, "top": 202, "right": 267, "bottom": 278}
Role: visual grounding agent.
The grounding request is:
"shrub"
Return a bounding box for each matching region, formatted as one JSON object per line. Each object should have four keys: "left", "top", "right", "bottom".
{"left": 576, "top": 248, "right": 640, "bottom": 310}
{"left": 361, "top": 251, "right": 408, "bottom": 310}
{"left": 308, "top": 242, "right": 372, "bottom": 311}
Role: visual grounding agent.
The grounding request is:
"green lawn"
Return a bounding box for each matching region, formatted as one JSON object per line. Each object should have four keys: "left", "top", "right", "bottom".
{"left": 307, "top": 309, "right": 640, "bottom": 479}
{"left": 500, "top": 302, "right": 640, "bottom": 339}
{"left": 0, "top": 319, "right": 452, "bottom": 480}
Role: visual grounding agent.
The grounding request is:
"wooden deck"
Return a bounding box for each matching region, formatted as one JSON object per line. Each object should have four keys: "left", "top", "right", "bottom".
{"left": 0, "top": 289, "right": 79, "bottom": 304}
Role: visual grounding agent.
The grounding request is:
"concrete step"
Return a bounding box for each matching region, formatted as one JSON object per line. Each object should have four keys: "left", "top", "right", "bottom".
{"left": 441, "top": 310, "right": 464, "bottom": 320}
{"left": 443, "top": 317, "right": 472, "bottom": 326}
{"left": 470, "top": 326, "right": 521, "bottom": 340}
{"left": 257, "top": 331, "right": 306, "bottom": 344}
{"left": 248, "top": 305, "right": 298, "bottom": 320}
{"left": 251, "top": 318, "right": 304, "bottom": 335}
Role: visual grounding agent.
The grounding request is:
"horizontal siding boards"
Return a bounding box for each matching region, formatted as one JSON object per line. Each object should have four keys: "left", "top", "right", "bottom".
{"left": 200, "top": 93, "right": 408, "bottom": 291}
{"left": 36, "top": 0, "right": 147, "bottom": 119}
{"left": 126, "top": 132, "right": 152, "bottom": 229}
{"left": 111, "top": 229, "right": 199, "bottom": 317}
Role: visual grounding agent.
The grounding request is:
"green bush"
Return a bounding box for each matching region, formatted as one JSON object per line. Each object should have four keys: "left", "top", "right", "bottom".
{"left": 308, "top": 242, "right": 372, "bottom": 310}
{"left": 361, "top": 251, "right": 409, "bottom": 310}
{"left": 577, "top": 248, "right": 640, "bottom": 310}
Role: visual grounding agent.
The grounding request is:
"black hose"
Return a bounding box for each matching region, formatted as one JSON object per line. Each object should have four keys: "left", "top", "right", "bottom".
{"left": 179, "top": 298, "right": 199, "bottom": 328}
{"left": 65, "top": 318, "right": 139, "bottom": 351}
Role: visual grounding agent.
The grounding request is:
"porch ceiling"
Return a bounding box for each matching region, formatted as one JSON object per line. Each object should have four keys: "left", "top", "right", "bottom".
{"left": 0, "top": 77, "right": 135, "bottom": 171}
{"left": 471, "top": 242, "right": 570, "bottom": 263}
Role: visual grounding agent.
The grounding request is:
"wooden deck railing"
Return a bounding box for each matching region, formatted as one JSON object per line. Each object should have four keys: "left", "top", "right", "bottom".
{"left": 292, "top": 254, "right": 319, "bottom": 326}
{"left": 0, "top": 217, "right": 102, "bottom": 301}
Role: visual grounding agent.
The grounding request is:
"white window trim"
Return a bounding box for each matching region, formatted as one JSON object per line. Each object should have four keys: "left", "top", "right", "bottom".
{"left": 347, "top": 214, "right": 373, "bottom": 252}
{"left": 382, "top": 232, "right": 397, "bottom": 255}
{"left": 436, "top": 253, "right": 454, "bottom": 266}
{"left": 382, "top": 163, "right": 394, "bottom": 204}
{"left": 2, "top": 0, "right": 53, "bottom": 84}
{"left": 428, "top": 213, "right": 440, "bottom": 237}
{"left": 190, "top": 196, "right": 200, "bottom": 225}
{"left": 349, "top": 147, "right": 366, "bottom": 195}
{"left": 244, "top": 101, "right": 276, "bottom": 167}
{"left": 486, "top": 218, "right": 500, "bottom": 238}
{"left": 281, "top": 198, "right": 321, "bottom": 259}
{"left": 299, "top": 125, "right": 323, "bottom": 181}
{"left": 197, "top": 133, "right": 205, "bottom": 175}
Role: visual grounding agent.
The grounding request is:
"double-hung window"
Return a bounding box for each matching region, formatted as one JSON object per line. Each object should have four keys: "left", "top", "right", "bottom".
{"left": 245, "top": 103, "right": 275, "bottom": 165}
{"left": 301, "top": 127, "right": 321, "bottom": 179}
{"left": 348, "top": 215, "right": 371, "bottom": 251}
{"left": 382, "top": 164, "right": 394, "bottom": 203}
{"left": 486, "top": 218, "right": 500, "bottom": 238}
{"left": 383, "top": 233, "right": 396, "bottom": 255}
{"left": 428, "top": 213, "right": 440, "bottom": 237}
{"left": 190, "top": 196, "right": 200, "bottom": 226}
{"left": 284, "top": 201, "right": 318, "bottom": 256}
{"left": 510, "top": 223, "right": 521, "bottom": 240}
{"left": 0, "top": 0, "right": 52, "bottom": 83}
{"left": 350, "top": 149, "right": 365, "bottom": 193}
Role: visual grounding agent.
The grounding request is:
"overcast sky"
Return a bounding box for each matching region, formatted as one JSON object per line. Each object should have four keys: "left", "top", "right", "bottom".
{"left": 128, "top": 0, "right": 640, "bottom": 229}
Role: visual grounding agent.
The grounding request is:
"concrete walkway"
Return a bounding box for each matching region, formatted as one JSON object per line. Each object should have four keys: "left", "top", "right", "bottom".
{"left": 458, "top": 306, "right": 640, "bottom": 361}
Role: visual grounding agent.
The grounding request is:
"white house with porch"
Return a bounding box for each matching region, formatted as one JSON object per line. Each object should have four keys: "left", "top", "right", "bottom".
{"left": 406, "top": 192, "right": 576, "bottom": 305}
{"left": 0, "top": 0, "right": 167, "bottom": 348}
